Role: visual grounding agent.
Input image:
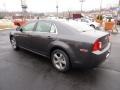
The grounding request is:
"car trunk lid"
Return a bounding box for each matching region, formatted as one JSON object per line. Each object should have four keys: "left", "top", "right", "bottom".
{"left": 80, "top": 30, "right": 109, "bottom": 51}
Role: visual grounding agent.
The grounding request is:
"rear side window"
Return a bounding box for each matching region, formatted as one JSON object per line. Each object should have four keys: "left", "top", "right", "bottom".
{"left": 50, "top": 24, "right": 57, "bottom": 33}
{"left": 22, "top": 22, "right": 36, "bottom": 31}
{"left": 36, "top": 21, "right": 51, "bottom": 32}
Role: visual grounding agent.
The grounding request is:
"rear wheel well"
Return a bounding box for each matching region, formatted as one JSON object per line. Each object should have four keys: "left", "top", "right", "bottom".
{"left": 50, "top": 46, "right": 71, "bottom": 65}
{"left": 50, "top": 47, "right": 67, "bottom": 56}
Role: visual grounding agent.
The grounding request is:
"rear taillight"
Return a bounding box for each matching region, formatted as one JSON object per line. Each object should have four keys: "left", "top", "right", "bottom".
{"left": 92, "top": 39, "right": 102, "bottom": 51}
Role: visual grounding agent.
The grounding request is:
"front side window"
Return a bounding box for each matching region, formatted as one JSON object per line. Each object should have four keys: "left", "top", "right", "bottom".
{"left": 22, "top": 22, "right": 36, "bottom": 31}
{"left": 36, "top": 21, "right": 51, "bottom": 33}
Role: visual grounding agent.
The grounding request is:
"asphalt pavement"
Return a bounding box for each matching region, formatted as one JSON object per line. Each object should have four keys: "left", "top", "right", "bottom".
{"left": 0, "top": 29, "right": 120, "bottom": 90}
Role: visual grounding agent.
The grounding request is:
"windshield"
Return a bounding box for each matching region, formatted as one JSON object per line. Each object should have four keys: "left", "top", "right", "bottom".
{"left": 63, "top": 20, "right": 95, "bottom": 32}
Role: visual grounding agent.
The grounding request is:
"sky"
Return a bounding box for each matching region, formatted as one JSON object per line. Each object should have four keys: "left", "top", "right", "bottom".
{"left": 0, "top": 0, "right": 119, "bottom": 13}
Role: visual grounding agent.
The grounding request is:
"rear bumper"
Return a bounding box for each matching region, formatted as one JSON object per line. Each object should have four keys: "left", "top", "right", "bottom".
{"left": 72, "top": 43, "right": 111, "bottom": 68}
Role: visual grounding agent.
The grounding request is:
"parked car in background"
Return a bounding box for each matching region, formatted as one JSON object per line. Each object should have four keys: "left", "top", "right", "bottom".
{"left": 10, "top": 19, "right": 111, "bottom": 72}
{"left": 76, "top": 18, "right": 101, "bottom": 30}
{"left": 13, "top": 19, "right": 27, "bottom": 26}
{"left": 103, "top": 16, "right": 115, "bottom": 22}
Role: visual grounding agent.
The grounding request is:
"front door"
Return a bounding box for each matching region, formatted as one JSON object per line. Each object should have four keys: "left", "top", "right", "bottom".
{"left": 16, "top": 22, "right": 37, "bottom": 49}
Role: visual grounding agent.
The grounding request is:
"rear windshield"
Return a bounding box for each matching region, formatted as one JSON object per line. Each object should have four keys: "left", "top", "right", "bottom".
{"left": 63, "top": 20, "right": 95, "bottom": 32}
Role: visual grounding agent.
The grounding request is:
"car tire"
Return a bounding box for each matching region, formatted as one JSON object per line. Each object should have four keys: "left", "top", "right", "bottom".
{"left": 51, "top": 49, "right": 70, "bottom": 72}
{"left": 10, "top": 37, "right": 19, "bottom": 50}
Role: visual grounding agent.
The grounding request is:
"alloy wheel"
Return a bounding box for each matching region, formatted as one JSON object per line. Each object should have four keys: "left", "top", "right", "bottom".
{"left": 52, "top": 51, "right": 67, "bottom": 71}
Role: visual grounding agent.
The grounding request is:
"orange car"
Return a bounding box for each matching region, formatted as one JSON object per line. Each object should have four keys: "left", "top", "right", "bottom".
{"left": 13, "top": 19, "right": 27, "bottom": 26}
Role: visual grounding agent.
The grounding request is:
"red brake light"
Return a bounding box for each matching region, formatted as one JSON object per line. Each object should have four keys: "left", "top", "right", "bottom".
{"left": 92, "top": 40, "right": 102, "bottom": 51}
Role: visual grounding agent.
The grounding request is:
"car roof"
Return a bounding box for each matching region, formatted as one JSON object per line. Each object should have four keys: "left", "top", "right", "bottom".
{"left": 40, "top": 19, "right": 79, "bottom": 35}
{"left": 26, "top": 19, "right": 93, "bottom": 35}
{"left": 38, "top": 19, "right": 88, "bottom": 26}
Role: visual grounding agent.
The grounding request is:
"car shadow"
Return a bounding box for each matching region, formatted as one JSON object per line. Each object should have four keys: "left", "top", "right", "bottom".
{"left": 15, "top": 48, "right": 105, "bottom": 86}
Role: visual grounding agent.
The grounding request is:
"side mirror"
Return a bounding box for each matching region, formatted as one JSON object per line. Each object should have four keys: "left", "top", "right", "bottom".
{"left": 20, "top": 28, "right": 23, "bottom": 32}
{"left": 16, "top": 27, "right": 23, "bottom": 32}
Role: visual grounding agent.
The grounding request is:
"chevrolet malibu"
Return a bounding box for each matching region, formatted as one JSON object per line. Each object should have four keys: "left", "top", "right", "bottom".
{"left": 10, "top": 19, "right": 111, "bottom": 72}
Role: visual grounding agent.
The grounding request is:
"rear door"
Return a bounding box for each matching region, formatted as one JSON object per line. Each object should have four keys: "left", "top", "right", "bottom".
{"left": 31, "top": 21, "right": 57, "bottom": 55}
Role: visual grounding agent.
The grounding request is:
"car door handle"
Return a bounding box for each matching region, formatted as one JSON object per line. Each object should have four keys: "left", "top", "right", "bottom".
{"left": 48, "top": 36, "right": 53, "bottom": 39}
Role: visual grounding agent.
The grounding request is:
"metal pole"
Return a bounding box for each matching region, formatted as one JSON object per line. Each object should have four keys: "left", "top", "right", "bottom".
{"left": 20, "top": 0, "right": 24, "bottom": 20}
{"left": 81, "top": 1, "right": 83, "bottom": 12}
{"left": 118, "top": 0, "right": 120, "bottom": 17}
{"left": 56, "top": 0, "right": 58, "bottom": 18}
{"left": 3, "top": 3, "right": 6, "bottom": 17}
{"left": 56, "top": 5, "right": 58, "bottom": 18}
{"left": 100, "top": 0, "right": 103, "bottom": 14}
{"left": 20, "top": 0, "right": 27, "bottom": 20}
{"left": 80, "top": 0, "right": 83, "bottom": 13}
{"left": 79, "top": 0, "right": 85, "bottom": 14}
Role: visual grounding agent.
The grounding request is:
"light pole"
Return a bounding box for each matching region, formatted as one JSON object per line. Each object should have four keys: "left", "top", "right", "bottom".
{"left": 56, "top": 5, "right": 58, "bottom": 18}
{"left": 56, "top": 0, "right": 59, "bottom": 18}
{"left": 79, "top": 0, "right": 85, "bottom": 13}
{"left": 20, "top": 0, "right": 27, "bottom": 20}
{"left": 100, "top": 0, "right": 103, "bottom": 14}
{"left": 3, "top": 3, "right": 7, "bottom": 17}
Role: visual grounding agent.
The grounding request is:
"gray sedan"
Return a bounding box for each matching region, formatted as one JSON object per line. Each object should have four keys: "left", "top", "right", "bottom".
{"left": 10, "top": 19, "right": 111, "bottom": 72}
